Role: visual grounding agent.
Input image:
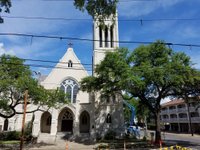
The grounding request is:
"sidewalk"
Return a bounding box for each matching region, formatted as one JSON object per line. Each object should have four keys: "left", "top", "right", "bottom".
{"left": 26, "top": 141, "right": 96, "bottom": 150}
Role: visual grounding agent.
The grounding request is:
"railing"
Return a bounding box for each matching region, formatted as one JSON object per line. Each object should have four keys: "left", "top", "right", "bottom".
{"left": 161, "top": 110, "right": 168, "bottom": 114}
{"left": 177, "top": 108, "right": 186, "bottom": 113}
{"left": 191, "top": 117, "right": 200, "bottom": 122}
{"left": 161, "top": 118, "right": 169, "bottom": 122}
{"left": 161, "top": 118, "right": 178, "bottom": 123}
{"left": 168, "top": 109, "right": 176, "bottom": 113}
{"left": 161, "top": 116, "right": 200, "bottom": 123}
{"left": 188, "top": 107, "right": 197, "bottom": 112}
{"left": 178, "top": 118, "right": 188, "bottom": 122}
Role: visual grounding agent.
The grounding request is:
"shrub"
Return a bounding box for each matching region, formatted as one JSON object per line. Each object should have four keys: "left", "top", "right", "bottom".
{"left": 104, "top": 130, "right": 116, "bottom": 140}
{"left": 0, "top": 131, "right": 20, "bottom": 141}
{"left": 24, "top": 121, "right": 33, "bottom": 141}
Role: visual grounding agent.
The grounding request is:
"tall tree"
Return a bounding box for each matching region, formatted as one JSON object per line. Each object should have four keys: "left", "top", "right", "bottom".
{"left": 173, "top": 69, "right": 200, "bottom": 136}
{"left": 0, "top": 55, "right": 67, "bottom": 119}
{"left": 80, "top": 41, "right": 200, "bottom": 143}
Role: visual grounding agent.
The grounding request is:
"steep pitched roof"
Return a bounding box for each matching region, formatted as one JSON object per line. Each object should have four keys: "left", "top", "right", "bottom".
{"left": 41, "top": 47, "right": 89, "bottom": 89}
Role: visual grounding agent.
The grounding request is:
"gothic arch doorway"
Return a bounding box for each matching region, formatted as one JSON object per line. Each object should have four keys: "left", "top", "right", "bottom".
{"left": 41, "top": 112, "right": 51, "bottom": 133}
{"left": 80, "top": 111, "right": 90, "bottom": 133}
{"left": 58, "top": 108, "right": 73, "bottom": 132}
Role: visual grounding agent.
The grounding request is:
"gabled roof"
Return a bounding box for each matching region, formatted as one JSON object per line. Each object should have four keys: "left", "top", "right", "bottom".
{"left": 40, "top": 47, "right": 89, "bottom": 89}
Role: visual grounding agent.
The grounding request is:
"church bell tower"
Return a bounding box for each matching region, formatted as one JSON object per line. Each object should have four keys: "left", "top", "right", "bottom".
{"left": 92, "top": 13, "right": 124, "bottom": 138}
{"left": 93, "top": 13, "right": 119, "bottom": 68}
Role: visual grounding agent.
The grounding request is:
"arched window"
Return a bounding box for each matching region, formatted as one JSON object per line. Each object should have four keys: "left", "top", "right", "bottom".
{"left": 99, "top": 26, "right": 103, "bottom": 47}
{"left": 105, "top": 26, "right": 108, "bottom": 47}
{"left": 68, "top": 60, "right": 73, "bottom": 67}
{"left": 106, "top": 114, "right": 112, "bottom": 123}
{"left": 110, "top": 26, "right": 114, "bottom": 47}
{"left": 81, "top": 114, "right": 88, "bottom": 125}
{"left": 3, "top": 119, "right": 8, "bottom": 131}
{"left": 80, "top": 111, "right": 90, "bottom": 133}
{"left": 61, "top": 79, "right": 79, "bottom": 103}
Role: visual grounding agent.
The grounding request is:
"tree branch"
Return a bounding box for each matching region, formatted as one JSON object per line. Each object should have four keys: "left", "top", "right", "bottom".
{"left": 16, "top": 106, "right": 46, "bottom": 114}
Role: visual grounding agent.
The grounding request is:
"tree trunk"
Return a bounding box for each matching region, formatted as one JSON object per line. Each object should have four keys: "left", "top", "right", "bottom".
{"left": 186, "top": 102, "right": 193, "bottom": 136}
{"left": 154, "top": 111, "right": 161, "bottom": 144}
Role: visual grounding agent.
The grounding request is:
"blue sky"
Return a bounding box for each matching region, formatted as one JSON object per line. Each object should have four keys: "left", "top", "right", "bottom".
{"left": 0, "top": 0, "right": 200, "bottom": 75}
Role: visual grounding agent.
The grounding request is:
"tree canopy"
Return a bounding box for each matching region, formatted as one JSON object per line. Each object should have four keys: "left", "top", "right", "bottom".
{"left": 81, "top": 41, "right": 200, "bottom": 143}
{"left": 0, "top": 55, "right": 67, "bottom": 119}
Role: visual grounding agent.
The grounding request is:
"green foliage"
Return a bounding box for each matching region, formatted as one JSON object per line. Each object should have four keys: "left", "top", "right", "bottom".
{"left": 0, "top": 55, "right": 67, "bottom": 118}
{"left": 80, "top": 40, "right": 200, "bottom": 143}
{"left": 24, "top": 121, "right": 33, "bottom": 141}
{"left": 0, "top": 131, "right": 20, "bottom": 141}
{"left": 74, "top": 0, "right": 117, "bottom": 20}
{"left": 142, "top": 136, "right": 147, "bottom": 141}
{"left": 104, "top": 130, "right": 116, "bottom": 140}
{"left": 0, "top": 0, "right": 11, "bottom": 13}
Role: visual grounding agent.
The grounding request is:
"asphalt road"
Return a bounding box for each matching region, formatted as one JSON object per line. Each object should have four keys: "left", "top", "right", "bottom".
{"left": 159, "top": 131, "right": 200, "bottom": 149}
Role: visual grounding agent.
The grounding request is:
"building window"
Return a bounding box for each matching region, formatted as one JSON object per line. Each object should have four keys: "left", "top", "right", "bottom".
{"left": 3, "top": 119, "right": 8, "bottom": 131}
{"left": 68, "top": 60, "right": 73, "bottom": 67}
{"left": 110, "top": 26, "right": 113, "bottom": 47}
{"left": 105, "top": 26, "right": 108, "bottom": 47}
{"left": 46, "top": 116, "right": 52, "bottom": 126}
{"left": 99, "top": 26, "right": 103, "bottom": 47}
{"left": 106, "top": 114, "right": 112, "bottom": 123}
{"left": 61, "top": 79, "right": 79, "bottom": 103}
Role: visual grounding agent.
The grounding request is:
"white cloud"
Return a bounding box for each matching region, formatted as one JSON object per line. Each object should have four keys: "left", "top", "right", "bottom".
{"left": 0, "top": 43, "right": 15, "bottom": 55}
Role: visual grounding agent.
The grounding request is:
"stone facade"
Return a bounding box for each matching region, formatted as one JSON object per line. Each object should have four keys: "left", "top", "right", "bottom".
{"left": 0, "top": 14, "right": 124, "bottom": 143}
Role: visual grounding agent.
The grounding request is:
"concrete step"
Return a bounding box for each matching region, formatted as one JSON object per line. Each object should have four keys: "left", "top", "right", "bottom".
{"left": 37, "top": 133, "right": 56, "bottom": 144}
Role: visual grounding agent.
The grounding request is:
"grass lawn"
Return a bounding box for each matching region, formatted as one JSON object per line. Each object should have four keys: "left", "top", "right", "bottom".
{"left": 0, "top": 140, "right": 20, "bottom": 144}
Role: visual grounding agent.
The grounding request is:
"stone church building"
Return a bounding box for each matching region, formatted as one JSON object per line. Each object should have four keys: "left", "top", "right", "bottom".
{"left": 0, "top": 14, "right": 124, "bottom": 143}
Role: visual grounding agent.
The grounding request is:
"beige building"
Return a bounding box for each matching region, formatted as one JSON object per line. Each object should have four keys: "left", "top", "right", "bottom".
{"left": 0, "top": 14, "right": 124, "bottom": 143}
{"left": 161, "top": 99, "right": 200, "bottom": 133}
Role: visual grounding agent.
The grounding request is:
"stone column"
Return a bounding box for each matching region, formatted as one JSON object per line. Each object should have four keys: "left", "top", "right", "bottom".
{"left": 102, "top": 28, "right": 105, "bottom": 48}
{"left": 50, "top": 108, "right": 58, "bottom": 136}
{"left": 178, "top": 123, "right": 181, "bottom": 132}
{"left": 32, "top": 111, "right": 41, "bottom": 137}
{"left": 107, "top": 26, "right": 110, "bottom": 48}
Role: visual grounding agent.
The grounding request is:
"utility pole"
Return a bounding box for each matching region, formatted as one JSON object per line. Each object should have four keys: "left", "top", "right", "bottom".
{"left": 20, "top": 89, "right": 28, "bottom": 150}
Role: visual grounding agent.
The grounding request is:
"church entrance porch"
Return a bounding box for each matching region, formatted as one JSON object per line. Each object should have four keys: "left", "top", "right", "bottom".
{"left": 61, "top": 120, "right": 73, "bottom": 132}
{"left": 41, "top": 111, "right": 51, "bottom": 133}
{"left": 58, "top": 107, "right": 74, "bottom": 134}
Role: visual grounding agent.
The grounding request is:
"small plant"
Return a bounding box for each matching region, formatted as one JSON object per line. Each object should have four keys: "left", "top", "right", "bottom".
{"left": 0, "top": 131, "right": 20, "bottom": 141}
{"left": 142, "top": 136, "right": 147, "bottom": 141}
{"left": 104, "top": 130, "right": 116, "bottom": 140}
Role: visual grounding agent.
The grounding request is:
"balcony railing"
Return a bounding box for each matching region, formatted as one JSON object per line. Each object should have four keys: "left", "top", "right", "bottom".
{"left": 161, "top": 110, "right": 168, "bottom": 114}
{"left": 191, "top": 117, "right": 200, "bottom": 122}
{"left": 177, "top": 108, "right": 186, "bottom": 113}
{"left": 168, "top": 109, "right": 176, "bottom": 113}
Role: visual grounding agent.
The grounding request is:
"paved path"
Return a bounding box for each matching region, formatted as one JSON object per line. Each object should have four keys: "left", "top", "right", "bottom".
{"left": 26, "top": 131, "right": 200, "bottom": 150}
{"left": 161, "top": 132, "right": 200, "bottom": 150}
{"left": 26, "top": 141, "right": 96, "bottom": 150}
